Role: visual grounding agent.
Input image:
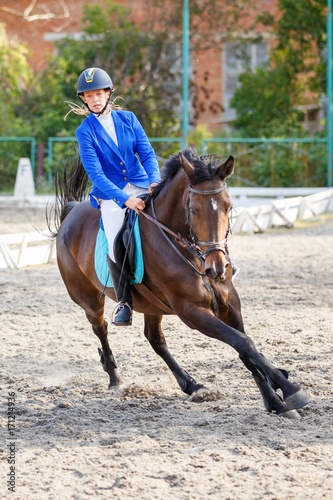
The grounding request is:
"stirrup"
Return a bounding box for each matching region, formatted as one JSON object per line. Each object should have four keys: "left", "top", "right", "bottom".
{"left": 231, "top": 261, "right": 240, "bottom": 281}
{"left": 111, "top": 302, "right": 133, "bottom": 326}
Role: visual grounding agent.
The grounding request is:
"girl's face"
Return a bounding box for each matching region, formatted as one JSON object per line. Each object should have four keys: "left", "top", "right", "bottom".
{"left": 82, "top": 88, "right": 110, "bottom": 114}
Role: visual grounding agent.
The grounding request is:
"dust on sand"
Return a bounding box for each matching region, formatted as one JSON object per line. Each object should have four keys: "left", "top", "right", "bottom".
{"left": 0, "top": 204, "right": 332, "bottom": 499}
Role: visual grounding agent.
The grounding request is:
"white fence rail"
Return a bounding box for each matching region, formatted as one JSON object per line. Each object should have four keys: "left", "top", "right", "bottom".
{"left": 230, "top": 188, "right": 333, "bottom": 233}
{"left": 0, "top": 232, "right": 56, "bottom": 270}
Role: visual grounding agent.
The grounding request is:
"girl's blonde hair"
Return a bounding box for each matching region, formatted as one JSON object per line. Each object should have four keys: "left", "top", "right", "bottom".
{"left": 64, "top": 93, "right": 123, "bottom": 121}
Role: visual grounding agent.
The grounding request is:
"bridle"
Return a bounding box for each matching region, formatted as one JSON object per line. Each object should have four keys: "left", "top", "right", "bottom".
{"left": 140, "top": 181, "right": 232, "bottom": 317}
{"left": 186, "top": 183, "right": 229, "bottom": 259}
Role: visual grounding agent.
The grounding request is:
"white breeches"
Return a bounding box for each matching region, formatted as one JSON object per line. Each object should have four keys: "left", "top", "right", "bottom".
{"left": 99, "top": 183, "right": 148, "bottom": 262}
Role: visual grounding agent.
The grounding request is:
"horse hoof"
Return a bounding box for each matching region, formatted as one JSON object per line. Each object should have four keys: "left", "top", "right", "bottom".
{"left": 108, "top": 372, "right": 122, "bottom": 389}
{"left": 108, "top": 380, "right": 122, "bottom": 390}
{"left": 184, "top": 382, "right": 205, "bottom": 396}
{"left": 279, "top": 409, "right": 301, "bottom": 420}
{"left": 285, "top": 390, "right": 312, "bottom": 410}
{"left": 172, "top": 370, "right": 204, "bottom": 395}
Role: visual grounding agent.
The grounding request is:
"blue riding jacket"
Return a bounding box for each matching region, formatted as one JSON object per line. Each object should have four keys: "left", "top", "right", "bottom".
{"left": 75, "top": 110, "right": 161, "bottom": 208}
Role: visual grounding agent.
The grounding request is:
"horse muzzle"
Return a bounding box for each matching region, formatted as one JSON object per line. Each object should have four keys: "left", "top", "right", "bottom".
{"left": 204, "top": 249, "right": 229, "bottom": 282}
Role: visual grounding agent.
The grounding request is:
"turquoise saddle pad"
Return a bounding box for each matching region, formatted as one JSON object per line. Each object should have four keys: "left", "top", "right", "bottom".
{"left": 94, "top": 217, "right": 144, "bottom": 287}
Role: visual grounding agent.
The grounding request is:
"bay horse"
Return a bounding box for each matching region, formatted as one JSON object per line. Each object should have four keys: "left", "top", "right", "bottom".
{"left": 49, "top": 147, "right": 311, "bottom": 419}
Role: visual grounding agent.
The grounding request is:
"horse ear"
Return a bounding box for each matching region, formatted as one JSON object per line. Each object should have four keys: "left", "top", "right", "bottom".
{"left": 179, "top": 151, "right": 195, "bottom": 177}
{"left": 217, "top": 156, "right": 234, "bottom": 179}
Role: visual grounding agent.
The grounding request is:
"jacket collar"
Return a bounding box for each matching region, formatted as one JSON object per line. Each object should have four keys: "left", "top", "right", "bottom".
{"left": 111, "top": 110, "right": 125, "bottom": 152}
{"left": 87, "top": 111, "right": 124, "bottom": 161}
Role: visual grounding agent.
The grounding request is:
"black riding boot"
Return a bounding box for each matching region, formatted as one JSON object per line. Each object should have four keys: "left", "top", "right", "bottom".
{"left": 107, "top": 257, "right": 133, "bottom": 326}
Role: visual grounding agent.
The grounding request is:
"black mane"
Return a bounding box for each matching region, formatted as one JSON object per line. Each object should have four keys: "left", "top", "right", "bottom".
{"left": 150, "top": 147, "right": 222, "bottom": 202}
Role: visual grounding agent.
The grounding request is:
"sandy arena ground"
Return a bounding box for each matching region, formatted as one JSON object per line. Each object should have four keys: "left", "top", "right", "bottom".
{"left": 0, "top": 203, "right": 332, "bottom": 499}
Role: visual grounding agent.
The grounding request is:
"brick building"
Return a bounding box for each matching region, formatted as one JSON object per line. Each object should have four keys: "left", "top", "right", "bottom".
{"left": 0, "top": 0, "right": 320, "bottom": 133}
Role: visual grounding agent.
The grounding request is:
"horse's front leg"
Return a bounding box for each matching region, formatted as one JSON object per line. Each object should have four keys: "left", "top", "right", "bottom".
{"left": 144, "top": 314, "right": 204, "bottom": 395}
{"left": 176, "top": 302, "right": 311, "bottom": 417}
{"left": 221, "top": 293, "right": 303, "bottom": 416}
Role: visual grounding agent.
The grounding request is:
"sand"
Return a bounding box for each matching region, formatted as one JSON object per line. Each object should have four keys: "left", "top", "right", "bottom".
{"left": 0, "top": 203, "right": 332, "bottom": 499}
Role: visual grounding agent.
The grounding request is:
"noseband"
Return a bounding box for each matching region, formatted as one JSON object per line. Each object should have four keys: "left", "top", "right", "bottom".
{"left": 186, "top": 183, "right": 229, "bottom": 259}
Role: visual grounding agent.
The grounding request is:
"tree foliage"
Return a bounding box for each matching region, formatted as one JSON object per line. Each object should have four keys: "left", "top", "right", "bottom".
{"left": 230, "top": 66, "right": 304, "bottom": 137}
{"left": 56, "top": 0, "right": 248, "bottom": 135}
{"left": 230, "top": 0, "right": 327, "bottom": 137}
{"left": 0, "top": 24, "right": 32, "bottom": 132}
{"left": 56, "top": 1, "right": 182, "bottom": 137}
{"left": 0, "top": 25, "right": 34, "bottom": 190}
{"left": 258, "top": 0, "right": 326, "bottom": 94}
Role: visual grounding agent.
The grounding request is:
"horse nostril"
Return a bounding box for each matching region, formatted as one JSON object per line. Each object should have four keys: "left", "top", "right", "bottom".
{"left": 216, "top": 263, "right": 225, "bottom": 277}
{"left": 205, "top": 267, "right": 216, "bottom": 279}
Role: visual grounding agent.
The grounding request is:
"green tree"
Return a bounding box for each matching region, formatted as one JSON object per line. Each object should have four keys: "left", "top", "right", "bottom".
{"left": 55, "top": 0, "right": 249, "bottom": 137}
{"left": 54, "top": 1, "right": 183, "bottom": 138}
{"left": 228, "top": 0, "right": 327, "bottom": 186}
{"left": 230, "top": 66, "right": 304, "bottom": 137}
{"left": 230, "top": 0, "right": 326, "bottom": 137}
{"left": 0, "top": 24, "right": 32, "bottom": 106}
{"left": 257, "top": 0, "right": 326, "bottom": 95}
{"left": 0, "top": 24, "right": 34, "bottom": 190}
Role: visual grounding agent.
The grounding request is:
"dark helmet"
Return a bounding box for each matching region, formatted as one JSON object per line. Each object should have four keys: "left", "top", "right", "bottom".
{"left": 77, "top": 68, "right": 113, "bottom": 95}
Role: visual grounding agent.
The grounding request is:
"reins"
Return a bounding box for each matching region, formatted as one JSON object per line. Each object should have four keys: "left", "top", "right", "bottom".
{"left": 140, "top": 182, "right": 231, "bottom": 317}
{"left": 141, "top": 201, "right": 207, "bottom": 274}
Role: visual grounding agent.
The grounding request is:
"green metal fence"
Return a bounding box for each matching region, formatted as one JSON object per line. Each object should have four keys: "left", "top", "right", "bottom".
{"left": 47, "top": 136, "right": 184, "bottom": 182}
{"left": 202, "top": 137, "right": 328, "bottom": 188}
{"left": 0, "top": 136, "right": 330, "bottom": 190}
{"left": 0, "top": 137, "right": 37, "bottom": 191}
{"left": 0, "top": 137, "right": 36, "bottom": 174}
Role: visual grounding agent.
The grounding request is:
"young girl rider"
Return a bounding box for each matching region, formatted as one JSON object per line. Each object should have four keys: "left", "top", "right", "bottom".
{"left": 74, "top": 67, "right": 161, "bottom": 326}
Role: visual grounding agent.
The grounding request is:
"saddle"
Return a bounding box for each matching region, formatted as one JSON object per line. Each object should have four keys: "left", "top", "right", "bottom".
{"left": 95, "top": 208, "right": 144, "bottom": 287}
{"left": 113, "top": 193, "right": 148, "bottom": 279}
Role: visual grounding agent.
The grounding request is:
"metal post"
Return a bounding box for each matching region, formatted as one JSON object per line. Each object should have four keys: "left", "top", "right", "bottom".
{"left": 327, "top": 0, "right": 332, "bottom": 187}
{"left": 37, "top": 143, "right": 44, "bottom": 186}
{"left": 48, "top": 138, "right": 53, "bottom": 183}
{"left": 31, "top": 138, "right": 36, "bottom": 178}
{"left": 182, "top": 0, "right": 189, "bottom": 148}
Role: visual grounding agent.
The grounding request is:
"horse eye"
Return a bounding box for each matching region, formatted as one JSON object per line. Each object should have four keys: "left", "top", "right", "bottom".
{"left": 190, "top": 208, "right": 198, "bottom": 216}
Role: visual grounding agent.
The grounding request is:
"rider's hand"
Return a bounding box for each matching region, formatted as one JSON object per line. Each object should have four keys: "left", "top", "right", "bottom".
{"left": 124, "top": 197, "right": 146, "bottom": 215}
{"left": 148, "top": 182, "right": 159, "bottom": 194}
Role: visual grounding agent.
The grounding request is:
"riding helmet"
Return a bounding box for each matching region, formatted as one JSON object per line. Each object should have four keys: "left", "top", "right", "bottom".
{"left": 77, "top": 68, "right": 113, "bottom": 95}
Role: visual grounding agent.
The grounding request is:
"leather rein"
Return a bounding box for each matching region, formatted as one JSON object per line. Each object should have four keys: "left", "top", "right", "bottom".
{"left": 140, "top": 182, "right": 231, "bottom": 317}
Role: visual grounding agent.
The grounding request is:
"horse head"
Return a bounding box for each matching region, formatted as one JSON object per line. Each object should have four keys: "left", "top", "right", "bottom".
{"left": 179, "top": 151, "right": 234, "bottom": 282}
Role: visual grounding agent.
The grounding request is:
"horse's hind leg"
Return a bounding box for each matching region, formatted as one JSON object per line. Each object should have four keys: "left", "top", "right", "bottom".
{"left": 80, "top": 302, "right": 121, "bottom": 389}
{"left": 86, "top": 309, "right": 122, "bottom": 389}
{"left": 58, "top": 256, "right": 121, "bottom": 389}
{"left": 144, "top": 314, "right": 204, "bottom": 395}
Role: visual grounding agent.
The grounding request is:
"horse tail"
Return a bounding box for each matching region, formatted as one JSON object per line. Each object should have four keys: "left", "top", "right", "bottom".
{"left": 46, "top": 153, "right": 89, "bottom": 237}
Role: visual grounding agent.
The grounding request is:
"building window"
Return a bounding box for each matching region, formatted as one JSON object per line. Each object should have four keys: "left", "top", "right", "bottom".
{"left": 222, "top": 41, "right": 269, "bottom": 122}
